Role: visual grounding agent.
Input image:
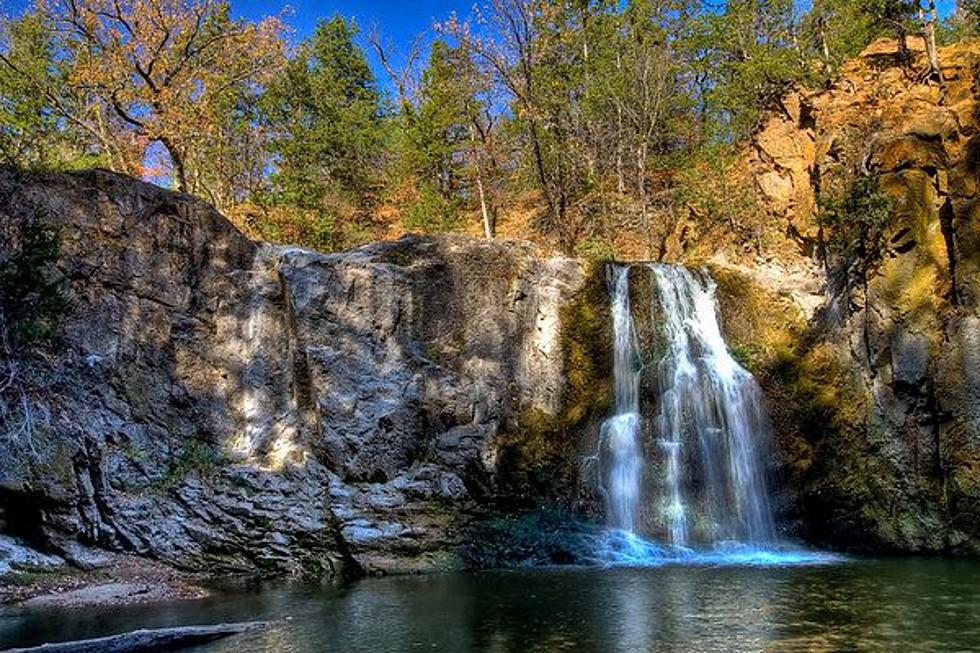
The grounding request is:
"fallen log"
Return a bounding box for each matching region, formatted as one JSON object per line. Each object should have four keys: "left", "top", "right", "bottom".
{"left": 1, "top": 620, "right": 271, "bottom": 653}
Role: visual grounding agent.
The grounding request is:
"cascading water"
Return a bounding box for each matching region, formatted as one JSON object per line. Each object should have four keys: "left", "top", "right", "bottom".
{"left": 650, "top": 264, "right": 775, "bottom": 546}
{"left": 602, "top": 266, "right": 642, "bottom": 533}
{"left": 594, "top": 263, "right": 833, "bottom": 566}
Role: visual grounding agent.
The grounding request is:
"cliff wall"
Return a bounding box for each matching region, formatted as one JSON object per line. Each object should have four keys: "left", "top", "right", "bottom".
{"left": 0, "top": 168, "right": 608, "bottom": 577}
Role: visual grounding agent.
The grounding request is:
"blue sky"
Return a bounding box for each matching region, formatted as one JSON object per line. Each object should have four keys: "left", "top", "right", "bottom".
{"left": 234, "top": 1, "right": 466, "bottom": 92}
{"left": 235, "top": 1, "right": 464, "bottom": 41}
{"left": 0, "top": 0, "right": 963, "bottom": 94}
{"left": 0, "top": 0, "right": 470, "bottom": 91}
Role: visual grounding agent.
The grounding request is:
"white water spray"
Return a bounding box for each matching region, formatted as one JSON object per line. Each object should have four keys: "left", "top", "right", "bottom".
{"left": 599, "top": 263, "right": 776, "bottom": 552}
{"left": 601, "top": 266, "right": 643, "bottom": 533}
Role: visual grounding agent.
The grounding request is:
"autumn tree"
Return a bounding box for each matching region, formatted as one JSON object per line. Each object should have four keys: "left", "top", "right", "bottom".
{"left": 27, "top": 0, "right": 286, "bottom": 202}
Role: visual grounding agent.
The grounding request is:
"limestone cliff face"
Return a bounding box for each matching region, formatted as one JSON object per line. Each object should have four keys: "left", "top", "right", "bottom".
{"left": 0, "top": 168, "right": 605, "bottom": 577}
{"left": 715, "top": 39, "right": 980, "bottom": 552}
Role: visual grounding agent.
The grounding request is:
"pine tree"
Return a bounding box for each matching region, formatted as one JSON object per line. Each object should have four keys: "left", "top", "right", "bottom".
{"left": 261, "top": 16, "right": 385, "bottom": 249}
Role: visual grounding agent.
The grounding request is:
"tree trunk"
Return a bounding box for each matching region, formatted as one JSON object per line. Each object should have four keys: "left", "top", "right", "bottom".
{"left": 161, "top": 136, "right": 188, "bottom": 192}
{"left": 469, "top": 124, "right": 494, "bottom": 240}
{"left": 615, "top": 52, "right": 625, "bottom": 194}
{"left": 529, "top": 120, "right": 560, "bottom": 233}
{"left": 476, "top": 170, "right": 493, "bottom": 240}
{"left": 637, "top": 142, "right": 651, "bottom": 260}
{"left": 922, "top": 0, "right": 943, "bottom": 82}
{"left": 819, "top": 22, "right": 832, "bottom": 76}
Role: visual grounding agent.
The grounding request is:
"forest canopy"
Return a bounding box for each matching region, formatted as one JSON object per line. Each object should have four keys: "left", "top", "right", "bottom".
{"left": 0, "top": 0, "right": 974, "bottom": 256}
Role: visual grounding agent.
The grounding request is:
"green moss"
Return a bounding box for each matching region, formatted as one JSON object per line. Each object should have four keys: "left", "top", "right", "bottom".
{"left": 560, "top": 261, "right": 614, "bottom": 426}
{"left": 160, "top": 436, "right": 228, "bottom": 489}
{"left": 728, "top": 342, "right": 765, "bottom": 372}
{"left": 709, "top": 264, "right": 958, "bottom": 551}
{"left": 376, "top": 247, "right": 415, "bottom": 267}
{"left": 21, "top": 423, "right": 75, "bottom": 488}
{"left": 498, "top": 262, "right": 612, "bottom": 499}
{"left": 711, "top": 265, "right": 870, "bottom": 515}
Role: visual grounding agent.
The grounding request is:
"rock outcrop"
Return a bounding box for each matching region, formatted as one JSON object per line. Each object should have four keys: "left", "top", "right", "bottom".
{"left": 715, "top": 38, "right": 980, "bottom": 552}
{"left": 0, "top": 168, "right": 607, "bottom": 578}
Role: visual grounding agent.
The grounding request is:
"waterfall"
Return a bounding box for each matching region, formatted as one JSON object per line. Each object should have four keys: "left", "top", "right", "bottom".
{"left": 598, "top": 263, "right": 776, "bottom": 554}
{"left": 650, "top": 264, "right": 775, "bottom": 545}
{"left": 602, "top": 266, "right": 642, "bottom": 533}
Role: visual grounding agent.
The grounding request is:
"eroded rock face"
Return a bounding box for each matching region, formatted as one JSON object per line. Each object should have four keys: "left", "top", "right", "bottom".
{"left": 0, "top": 168, "right": 600, "bottom": 577}
{"left": 717, "top": 39, "right": 980, "bottom": 553}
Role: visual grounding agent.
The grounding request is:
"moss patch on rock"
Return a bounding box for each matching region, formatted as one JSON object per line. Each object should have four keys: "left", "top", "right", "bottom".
{"left": 711, "top": 266, "right": 871, "bottom": 538}
{"left": 495, "top": 261, "right": 612, "bottom": 510}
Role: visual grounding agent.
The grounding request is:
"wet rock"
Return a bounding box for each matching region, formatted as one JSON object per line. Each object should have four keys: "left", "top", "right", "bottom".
{"left": 0, "top": 536, "right": 64, "bottom": 574}
{"left": 3, "top": 621, "right": 270, "bottom": 652}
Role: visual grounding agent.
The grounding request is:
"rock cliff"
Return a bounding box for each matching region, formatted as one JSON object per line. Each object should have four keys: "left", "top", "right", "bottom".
{"left": 0, "top": 168, "right": 608, "bottom": 578}
{"left": 714, "top": 38, "right": 980, "bottom": 552}
{"left": 5, "top": 39, "right": 980, "bottom": 581}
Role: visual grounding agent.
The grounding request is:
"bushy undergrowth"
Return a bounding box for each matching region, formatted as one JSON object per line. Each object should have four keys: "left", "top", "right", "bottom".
{"left": 0, "top": 216, "right": 68, "bottom": 353}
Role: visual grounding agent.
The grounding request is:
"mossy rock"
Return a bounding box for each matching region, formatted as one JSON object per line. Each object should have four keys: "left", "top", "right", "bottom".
{"left": 495, "top": 262, "right": 612, "bottom": 508}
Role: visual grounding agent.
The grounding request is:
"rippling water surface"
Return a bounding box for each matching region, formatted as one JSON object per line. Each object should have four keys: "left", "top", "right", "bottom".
{"left": 4, "top": 558, "right": 980, "bottom": 652}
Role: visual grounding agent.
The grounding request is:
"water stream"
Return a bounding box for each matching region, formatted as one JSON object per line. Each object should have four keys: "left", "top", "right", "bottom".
{"left": 6, "top": 559, "right": 980, "bottom": 652}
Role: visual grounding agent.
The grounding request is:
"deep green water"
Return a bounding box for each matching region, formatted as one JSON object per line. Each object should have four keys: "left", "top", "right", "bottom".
{"left": 3, "top": 558, "right": 980, "bottom": 652}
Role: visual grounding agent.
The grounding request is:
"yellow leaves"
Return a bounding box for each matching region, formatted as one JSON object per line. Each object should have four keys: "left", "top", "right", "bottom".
{"left": 36, "top": 0, "right": 287, "bottom": 189}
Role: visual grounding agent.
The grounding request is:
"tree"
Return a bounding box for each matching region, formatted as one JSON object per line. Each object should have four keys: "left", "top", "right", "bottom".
{"left": 390, "top": 39, "right": 502, "bottom": 237}
{"left": 942, "top": 1, "right": 980, "bottom": 41}
{"left": 611, "top": 0, "right": 689, "bottom": 257}
{"left": 699, "top": 0, "right": 802, "bottom": 140}
{"left": 860, "top": 0, "right": 919, "bottom": 61}
{"left": 0, "top": 11, "right": 91, "bottom": 168}
{"left": 920, "top": 0, "right": 943, "bottom": 81}
{"left": 0, "top": 216, "right": 69, "bottom": 354}
{"left": 30, "top": 0, "right": 285, "bottom": 198}
{"left": 800, "top": 0, "right": 878, "bottom": 81}
{"left": 260, "top": 16, "right": 385, "bottom": 249}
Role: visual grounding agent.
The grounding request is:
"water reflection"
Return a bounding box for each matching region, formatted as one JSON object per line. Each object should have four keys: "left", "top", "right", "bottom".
{"left": 3, "top": 559, "right": 980, "bottom": 652}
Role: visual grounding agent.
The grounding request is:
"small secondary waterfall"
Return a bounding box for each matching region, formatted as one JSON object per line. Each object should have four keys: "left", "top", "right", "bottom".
{"left": 598, "top": 263, "right": 776, "bottom": 552}
{"left": 602, "top": 266, "right": 642, "bottom": 533}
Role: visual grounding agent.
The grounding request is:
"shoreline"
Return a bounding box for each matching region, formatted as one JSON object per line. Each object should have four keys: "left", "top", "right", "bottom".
{"left": 0, "top": 555, "right": 212, "bottom": 610}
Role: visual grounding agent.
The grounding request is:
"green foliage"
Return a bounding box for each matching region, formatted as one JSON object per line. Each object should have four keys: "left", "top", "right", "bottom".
{"left": 406, "top": 41, "right": 473, "bottom": 184}
{"left": 0, "top": 0, "right": 960, "bottom": 255}
{"left": 800, "top": 0, "right": 881, "bottom": 83}
{"left": 860, "top": 0, "right": 920, "bottom": 49}
{"left": 259, "top": 15, "right": 384, "bottom": 248}
{"left": 940, "top": 1, "right": 980, "bottom": 43}
{"left": 162, "top": 436, "right": 227, "bottom": 489}
{"left": 817, "top": 175, "right": 895, "bottom": 263}
{"left": 574, "top": 238, "right": 616, "bottom": 262}
{"left": 0, "top": 217, "right": 69, "bottom": 353}
{"left": 698, "top": 0, "right": 803, "bottom": 139}
{"left": 0, "top": 12, "right": 90, "bottom": 169}
{"left": 388, "top": 39, "right": 491, "bottom": 234}
{"left": 404, "top": 185, "right": 461, "bottom": 234}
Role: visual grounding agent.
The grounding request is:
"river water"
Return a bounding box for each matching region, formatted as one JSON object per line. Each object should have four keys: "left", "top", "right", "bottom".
{"left": 4, "top": 558, "right": 980, "bottom": 651}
